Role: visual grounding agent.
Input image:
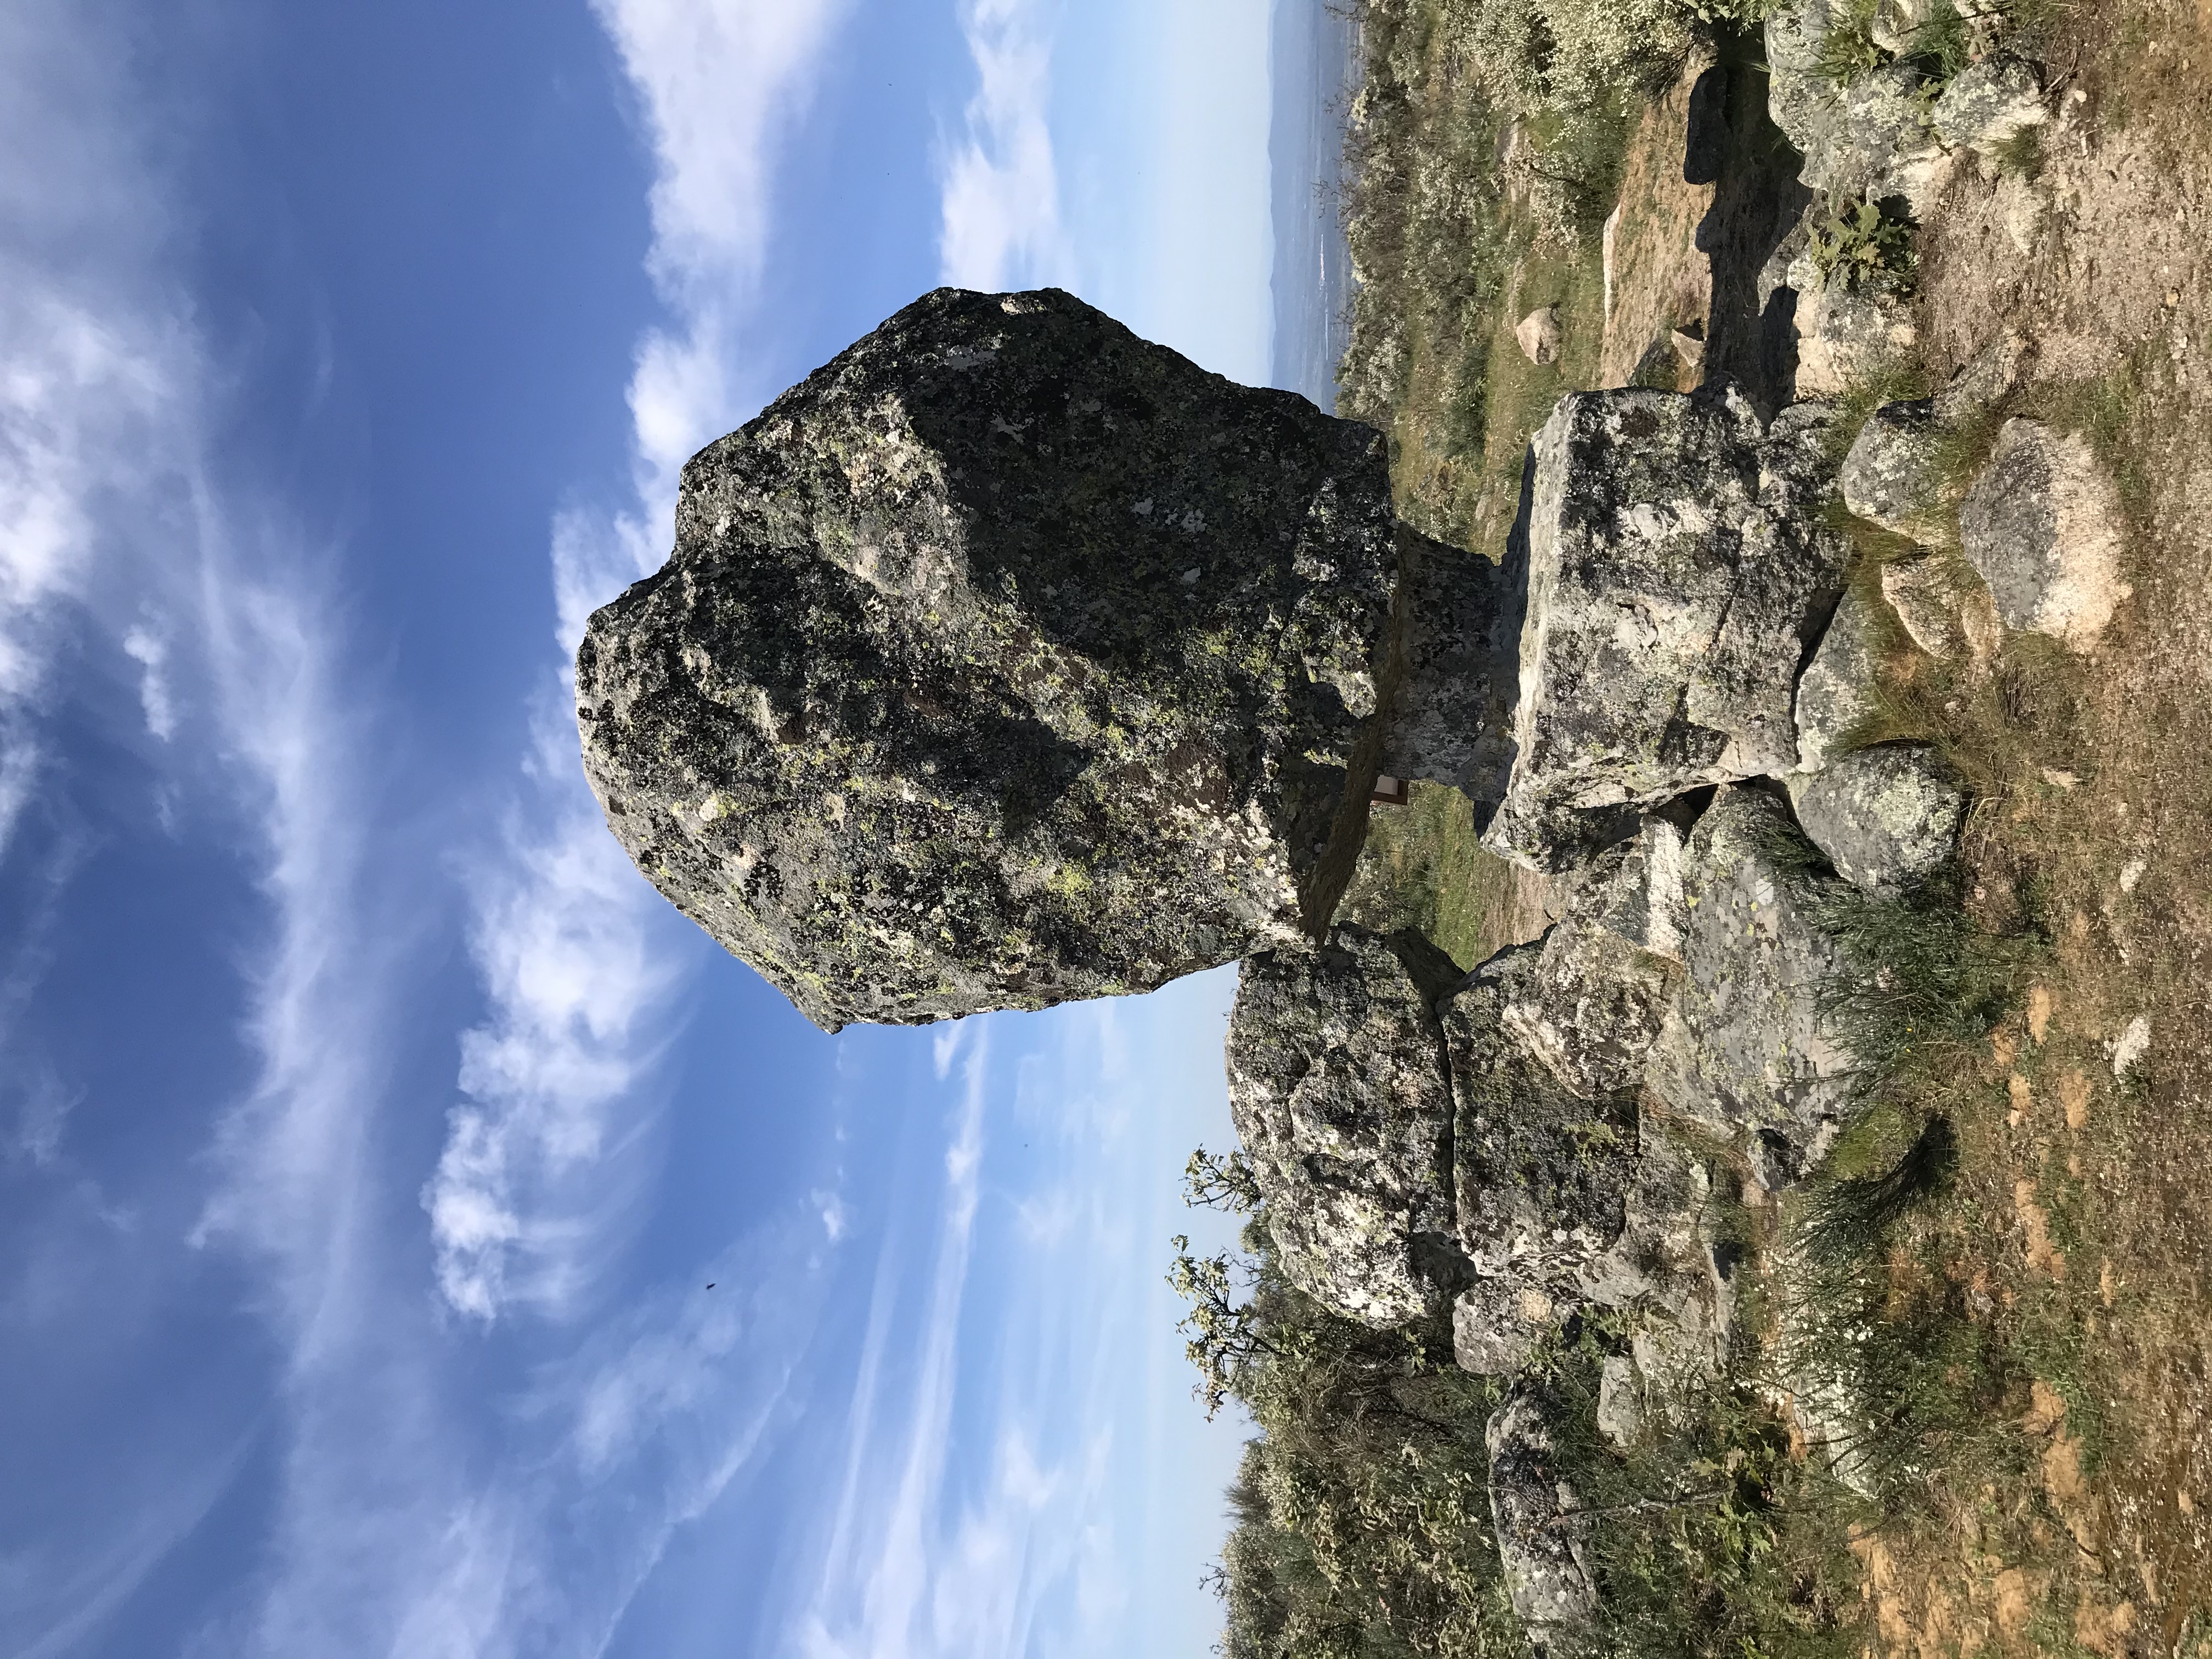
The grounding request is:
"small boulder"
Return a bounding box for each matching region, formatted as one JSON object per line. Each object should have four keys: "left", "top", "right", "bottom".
{"left": 1932, "top": 53, "right": 2047, "bottom": 161}
{"left": 1648, "top": 788, "right": 1859, "bottom": 1187}
{"left": 1960, "top": 418, "right": 2130, "bottom": 647}
{"left": 1488, "top": 1389, "right": 1599, "bottom": 1651}
{"left": 1596, "top": 1353, "right": 1646, "bottom": 1450}
{"left": 1881, "top": 552, "right": 2002, "bottom": 663}
{"left": 1794, "top": 587, "right": 1884, "bottom": 772}
{"left": 1842, "top": 399, "right": 1943, "bottom": 539}
{"left": 1671, "top": 327, "right": 1708, "bottom": 371}
{"left": 1486, "top": 390, "right": 1849, "bottom": 871}
{"left": 1792, "top": 741, "right": 1967, "bottom": 894}
{"left": 1226, "top": 926, "right": 1466, "bottom": 1326}
{"left": 578, "top": 287, "right": 1402, "bottom": 1030}
{"left": 1517, "top": 304, "right": 1563, "bottom": 367}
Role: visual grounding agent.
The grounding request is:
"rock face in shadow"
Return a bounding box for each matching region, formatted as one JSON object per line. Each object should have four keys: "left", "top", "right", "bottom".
{"left": 1483, "top": 390, "right": 1849, "bottom": 872}
{"left": 1226, "top": 926, "right": 1467, "bottom": 1327}
{"left": 1487, "top": 1387, "right": 1600, "bottom": 1654}
{"left": 576, "top": 287, "right": 1400, "bottom": 1030}
{"left": 1380, "top": 526, "right": 1526, "bottom": 817}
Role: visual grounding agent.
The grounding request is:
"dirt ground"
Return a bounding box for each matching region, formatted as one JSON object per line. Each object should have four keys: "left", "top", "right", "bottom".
{"left": 1860, "top": 2, "right": 2212, "bottom": 1651}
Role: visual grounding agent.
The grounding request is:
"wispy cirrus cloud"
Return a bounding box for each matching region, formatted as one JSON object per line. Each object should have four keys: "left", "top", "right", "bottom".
{"left": 939, "top": 0, "right": 1076, "bottom": 292}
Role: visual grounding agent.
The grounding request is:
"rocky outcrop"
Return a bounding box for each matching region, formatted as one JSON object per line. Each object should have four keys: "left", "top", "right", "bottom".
{"left": 577, "top": 287, "right": 1403, "bottom": 1030}
{"left": 1485, "top": 390, "right": 1849, "bottom": 871}
{"left": 1649, "top": 788, "right": 1859, "bottom": 1188}
{"left": 1487, "top": 1389, "right": 1599, "bottom": 1654}
{"left": 1960, "top": 418, "right": 2130, "bottom": 647}
{"left": 1226, "top": 926, "right": 1466, "bottom": 1326}
{"left": 1792, "top": 741, "right": 1967, "bottom": 894}
{"left": 1767, "top": 1, "right": 1947, "bottom": 210}
{"left": 1794, "top": 586, "right": 1884, "bottom": 771}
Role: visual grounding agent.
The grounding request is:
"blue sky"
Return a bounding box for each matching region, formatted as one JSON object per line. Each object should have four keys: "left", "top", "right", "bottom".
{"left": 0, "top": 0, "right": 1330, "bottom": 1653}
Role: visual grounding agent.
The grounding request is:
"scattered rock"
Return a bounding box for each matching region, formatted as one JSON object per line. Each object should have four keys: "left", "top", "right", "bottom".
{"left": 1381, "top": 527, "right": 1526, "bottom": 815}
{"left": 2119, "top": 858, "right": 2147, "bottom": 894}
{"left": 1596, "top": 1354, "right": 1646, "bottom": 1450}
{"left": 1792, "top": 741, "right": 1968, "bottom": 894}
{"left": 1794, "top": 587, "right": 1885, "bottom": 771}
{"left": 2111, "top": 1014, "right": 2150, "bottom": 1080}
{"left": 1486, "top": 390, "right": 1849, "bottom": 871}
{"left": 1649, "top": 788, "right": 1859, "bottom": 1187}
{"left": 577, "top": 287, "right": 1401, "bottom": 1030}
{"left": 1671, "top": 327, "right": 1707, "bottom": 370}
{"left": 1960, "top": 418, "right": 2131, "bottom": 647}
{"left": 1842, "top": 398, "right": 1943, "bottom": 538}
{"left": 1932, "top": 329, "right": 2026, "bottom": 424}
{"left": 1226, "top": 926, "right": 1466, "bottom": 1326}
{"left": 1932, "top": 53, "right": 2048, "bottom": 162}
{"left": 1881, "top": 554, "right": 2002, "bottom": 664}
{"left": 1487, "top": 1389, "right": 1600, "bottom": 1651}
{"left": 1518, "top": 304, "right": 1563, "bottom": 366}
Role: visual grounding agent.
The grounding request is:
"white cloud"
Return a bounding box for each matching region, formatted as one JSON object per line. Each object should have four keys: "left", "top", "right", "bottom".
{"left": 939, "top": 0, "right": 1077, "bottom": 292}
{"left": 590, "top": 0, "right": 852, "bottom": 511}
{"left": 424, "top": 691, "right": 680, "bottom": 1322}
{"left": 121, "top": 622, "right": 174, "bottom": 739}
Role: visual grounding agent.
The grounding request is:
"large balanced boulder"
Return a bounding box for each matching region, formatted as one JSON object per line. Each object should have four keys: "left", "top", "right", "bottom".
{"left": 577, "top": 287, "right": 1402, "bottom": 1030}
{"left": 1649, "top": 788, "right": 1859, "bottom": 1187}
{"left": 1485, "top": 391, "right": 1849, "bottom": 871}
{"left": 1960, "top": 417, "right": 2130, "bottom": 648}
{"left": 1226, "top": 927, "right": 1466, "bottom": 1326}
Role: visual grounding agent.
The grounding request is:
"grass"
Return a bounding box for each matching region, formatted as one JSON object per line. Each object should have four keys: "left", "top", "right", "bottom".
{"left": 1337, "top": 781, "right": 1532, "bottom": 968}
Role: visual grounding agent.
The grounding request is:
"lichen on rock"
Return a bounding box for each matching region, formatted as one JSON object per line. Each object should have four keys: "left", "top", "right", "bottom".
{"left": 1484, "top": 390, "right": 1850, "bottom": 872}
{"left": 1226, "top": 926, "right": 1468, "bottom": 1327}
{"left": 576, "top": 287, "right": 1401, "bottom": 1030}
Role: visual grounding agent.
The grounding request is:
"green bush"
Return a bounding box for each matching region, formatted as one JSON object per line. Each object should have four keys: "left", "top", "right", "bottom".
{"left": 1807, "top": 192, "right": 1917, "bottom": 292}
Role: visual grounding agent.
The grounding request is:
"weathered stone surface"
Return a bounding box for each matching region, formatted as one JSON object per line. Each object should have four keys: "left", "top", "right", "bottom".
{"left": 1649, "top": 788, "right": 1859, "bottom": 1187}
{"left": 1488, "top": 1389, "right": 1599, "bottom": 1651}
{"left": 1503, "top": 903, "right": 1682, "bottom": 1102}
{"left": 1596, "top": 1353, "right": 1646, "bottom": 1451}
{"left": 577, "top": 287, "right": 1400, "bottom": 1030}
{"left": 1794, "top": 587, "right": 1884, "bottom": 772}
{"left": 1932, "top": 329, "right": 2025, "bottom": 424}
{"left": 1380, "top": 527, "right": 1526, "bottom": 814}
{"left": 1563, "top": 815, "right": 1689, "bottom": 962}
{"left": 1793, "top": 741, "right": 1967, "bottom": 894}
{"left": 1486, "top": 390, "right": 1849, "bottom": 872}
{"left": 1227, "top": 926, "right": 1465, "bottom": 1326}
{"left": 1768, "top": 3, "right": 1948, "bottom": 208}
{"left": 1784, "top": 250, "right": 1923, "bottom": 396}
{"left": 1842, "top": 398, "right": 1943, "bottom": 538}
{"left": 1932, "top": 52, "right": 2047, "bottom": 161}
{"left": 1517, "top": 304, "right": 1562, "bottom": 366}
{"left": 1960, "top": 417, "right": 2130, "bottom": 647}
{"left": 1443, "top": 945, "right": 1641, "bottom": 1308}
{"left": 1880, "top": 552, "right": 2002, "bottom": 663}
